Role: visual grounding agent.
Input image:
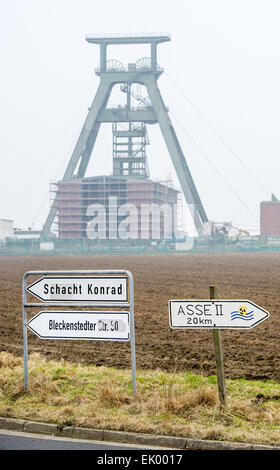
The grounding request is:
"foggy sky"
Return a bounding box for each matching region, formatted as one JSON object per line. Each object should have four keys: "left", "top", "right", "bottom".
{"left": 1, "top": 0, "right": 280, "bottom": 234}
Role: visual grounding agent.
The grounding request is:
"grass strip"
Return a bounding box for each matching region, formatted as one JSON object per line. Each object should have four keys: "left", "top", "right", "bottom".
{"left": 0, "top": 351, "right": 280, "bottom": 446}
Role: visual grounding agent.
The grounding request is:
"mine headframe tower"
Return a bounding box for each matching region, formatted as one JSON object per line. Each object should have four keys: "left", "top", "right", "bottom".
{"left": 42, "top": 33, "right": 208, "bottom": 238}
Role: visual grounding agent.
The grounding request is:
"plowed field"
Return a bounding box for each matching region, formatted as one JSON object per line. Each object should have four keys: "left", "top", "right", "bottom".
{"left": 1, "top": 253, "right": 279, "bottom": 381}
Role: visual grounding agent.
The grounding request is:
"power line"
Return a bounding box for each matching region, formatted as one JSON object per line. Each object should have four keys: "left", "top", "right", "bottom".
{"left": 31, "top": 134, "right": 82, "bottom": 228}
{"left": 165, "top": 72, "right": 271, "bottom": 197}
{"left": 169, "top": 111, "right": 260, "bottom": 223}
{"left": 13, "top": 83, "right": 95, "bottom": 228}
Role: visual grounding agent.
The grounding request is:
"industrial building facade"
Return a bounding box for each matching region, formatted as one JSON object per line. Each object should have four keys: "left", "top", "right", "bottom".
{"left": 52, "top": 176, "right": 179, "bottom": 240}
{"left": 260, "top": 199, "right": 280, "bottom": 236}
{"left": 0, "top": 219, "right": 13, "bottom": 243}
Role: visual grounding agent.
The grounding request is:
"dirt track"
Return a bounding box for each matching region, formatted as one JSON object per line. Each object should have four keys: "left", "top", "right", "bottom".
{"left": 1, "top": 253, "right": 280, "bottom": 381}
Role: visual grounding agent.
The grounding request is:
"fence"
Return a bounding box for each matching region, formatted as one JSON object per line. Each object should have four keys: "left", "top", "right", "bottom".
{"left": 1, "top": 236, "right": 280, "bottom": 256}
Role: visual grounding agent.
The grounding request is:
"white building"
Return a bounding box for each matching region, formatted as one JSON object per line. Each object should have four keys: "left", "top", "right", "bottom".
{"left": 13, "top": 229, "right": 41, "bottom": 239}
{"left": 0, "top": 219, "right": 13, "bottom": 243}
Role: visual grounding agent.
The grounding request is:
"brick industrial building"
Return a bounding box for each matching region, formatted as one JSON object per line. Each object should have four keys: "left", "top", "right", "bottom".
{"left": 51, "top": 176, "right": 179, "bottom": 240}
{"left": 260, "top": 195, "right": 280, "bottom": 236}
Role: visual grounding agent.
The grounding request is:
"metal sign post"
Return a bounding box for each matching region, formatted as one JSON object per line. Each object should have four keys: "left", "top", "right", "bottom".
{"left": 210, "top": 285, "right": 227, "bottom": 407}
{"left": 169, "top": 287, "right": 270, "bottom": 407}
{"left": 22, "top": 270, "right": 136, "bottom": 393}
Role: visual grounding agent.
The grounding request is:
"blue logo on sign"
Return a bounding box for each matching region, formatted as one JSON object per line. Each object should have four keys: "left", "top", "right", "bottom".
{"left": 231, "top": 306, "right": 254, "bottom": 322}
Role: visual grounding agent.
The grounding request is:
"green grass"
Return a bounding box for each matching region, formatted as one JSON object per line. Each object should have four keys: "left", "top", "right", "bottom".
{"left": 0, "top": 351, "right": 280, "bottom": 446}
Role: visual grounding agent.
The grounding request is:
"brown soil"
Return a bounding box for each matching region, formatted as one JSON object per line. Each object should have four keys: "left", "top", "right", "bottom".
{"left": 1, "top": 253, "right": 280, "bottom": 381}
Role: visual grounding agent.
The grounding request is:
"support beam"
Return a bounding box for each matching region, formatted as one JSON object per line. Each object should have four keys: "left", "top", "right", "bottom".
{"left": 42, "top": 80, "right": 112, "bottom": 238}
{"left": 63, "top": 81, "right": 112, "bottom": 181}
{"left": 145, "top": 78, "right": 208, "bottom": 236}
{"left": 151, "top": 42, "right": 157, "bottom": 71}
{"left": 77, "top": 122, "right": 101, "bottom": 178}
{"left": 100, "top": 43, "right": 107, "bottom": 72}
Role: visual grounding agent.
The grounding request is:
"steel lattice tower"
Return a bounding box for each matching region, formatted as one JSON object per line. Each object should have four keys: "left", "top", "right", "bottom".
{"left": 42, "top": 33, "right": 208, "bottom": 238}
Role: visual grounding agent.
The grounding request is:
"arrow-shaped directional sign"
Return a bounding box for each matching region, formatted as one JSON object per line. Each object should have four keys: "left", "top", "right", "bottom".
{"left": 26, "top": 276, "right": 128, "bottom": 302}
{"left": 169, "top": 300, "right": 270, "bottom": 329}
{"left": 27, "top": 311, "right": 130, "bottom": 341}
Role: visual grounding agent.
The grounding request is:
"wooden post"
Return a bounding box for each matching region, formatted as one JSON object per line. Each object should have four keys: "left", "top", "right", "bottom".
{"left": 210, "top": 285, "right": 227, "bottom": 407}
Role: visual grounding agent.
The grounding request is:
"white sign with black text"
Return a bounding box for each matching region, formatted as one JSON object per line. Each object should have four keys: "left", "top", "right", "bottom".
{"left": 27, "top": 311, "right": 130, "bottom": 341}
{"left": 27, "top": 276, "right": 128, "bottom": 303}
{"left": 169, "top": 300, "right": 269, "bottom": 329}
